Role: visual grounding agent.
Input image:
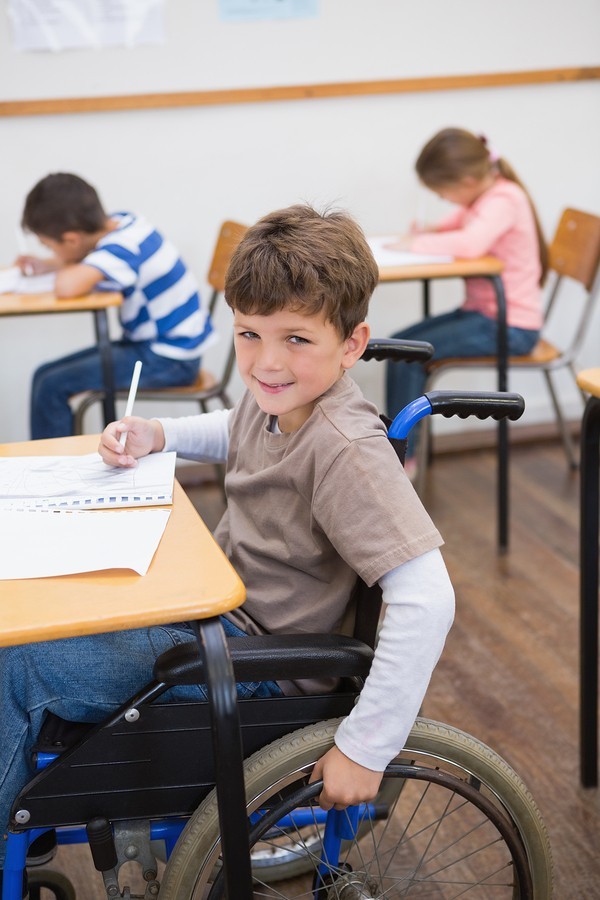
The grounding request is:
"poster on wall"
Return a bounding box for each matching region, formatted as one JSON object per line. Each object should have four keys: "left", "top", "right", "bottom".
{"left": 219, "top": 0, "right": 318, "bottom": 22}
{"left": 7, "top": 0, "right": 166, "bottom": 52}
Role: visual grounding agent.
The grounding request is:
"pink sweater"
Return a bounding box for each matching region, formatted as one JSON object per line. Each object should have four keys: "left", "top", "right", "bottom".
{"left": 410, "top": 178, "right": 543, "bottom": 330}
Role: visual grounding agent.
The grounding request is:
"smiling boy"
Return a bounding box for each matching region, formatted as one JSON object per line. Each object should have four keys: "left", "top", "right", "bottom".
{"left": 96, "top": 204, "right": 455, "bottom": 808}
{"left": 0, "top": 206, "right": 454, "bottom": 877}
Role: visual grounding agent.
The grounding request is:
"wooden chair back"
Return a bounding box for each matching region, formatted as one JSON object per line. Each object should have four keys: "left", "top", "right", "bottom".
{"left": 207, "top": 220, "right": 248, "bottom": 308}
{"left": 548, "top": 208, "right": 600, "bottom": 291}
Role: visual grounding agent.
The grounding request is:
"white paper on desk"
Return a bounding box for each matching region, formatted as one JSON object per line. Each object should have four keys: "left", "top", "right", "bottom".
{"left": 368, "top": 236, "right": 453, "bottom": 267}
{"left": 0, "top": 508, "right": 171, "bottom": 579}
{"left": 0, "top": 267, "right": 56, "bottom": 294}
{"left": 0, "top": 452, "right": 176, "bottom": 510}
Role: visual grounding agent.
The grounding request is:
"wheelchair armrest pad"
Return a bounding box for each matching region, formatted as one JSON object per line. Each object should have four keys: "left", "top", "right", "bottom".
{"left": 153, "top": 633, "right": 374, "bottom": 685}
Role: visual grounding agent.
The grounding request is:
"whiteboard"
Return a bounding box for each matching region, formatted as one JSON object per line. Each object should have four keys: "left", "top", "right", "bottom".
{"left": 1, "top": 0, "right": 599, "bottom": 103}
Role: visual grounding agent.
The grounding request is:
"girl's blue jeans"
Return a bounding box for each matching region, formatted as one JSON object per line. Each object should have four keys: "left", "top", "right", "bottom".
{"left": 0, "top": 617, "right": 282, "bottom": 867}
{"left": 386, "top": 309, "right": 539, "bottom": 458}
{"left": 30, "top": 340, "right": 201, "bottom": 439}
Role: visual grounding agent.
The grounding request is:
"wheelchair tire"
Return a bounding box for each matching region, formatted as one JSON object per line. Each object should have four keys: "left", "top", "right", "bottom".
{"left": 27, "top": 870, "right": 76, "bottom": 900}
{"left": 159, "top": 716, "right": 553, "bottom": 898}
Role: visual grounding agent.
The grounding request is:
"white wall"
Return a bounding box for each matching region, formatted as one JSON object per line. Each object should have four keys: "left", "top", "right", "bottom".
{"left": 0, "top": 0, "right": 599, "bottom": 442}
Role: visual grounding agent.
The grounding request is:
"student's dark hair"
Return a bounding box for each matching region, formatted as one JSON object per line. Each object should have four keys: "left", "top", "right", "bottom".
{"left": 21, "top": 173, "right": 107, "bottom": 240}
{"left": 416, "top": 127, "right": 548, "bottom": 284}
{"left": 225, "top": 204, "right": 379, "bottom": 338}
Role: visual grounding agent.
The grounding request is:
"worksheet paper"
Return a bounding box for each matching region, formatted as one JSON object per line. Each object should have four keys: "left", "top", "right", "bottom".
{"left": 0, "top": 508, "right": 171, "bottom": 579}
{"left": 0, "top": 267, "right": 56, "bottom": 294}
{"left": 367, "top": 236, "right": 453, "bottom": 267}
{"left": 0, "top": 452, "right": 176, "bottom": 510}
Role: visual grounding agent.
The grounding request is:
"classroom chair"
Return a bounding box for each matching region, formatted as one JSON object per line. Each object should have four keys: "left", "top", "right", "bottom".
{"left": 4, "top": 345, "right": 553, "bottom": 899}
{"left": 71, "top": 220, "right": 248, "bottom": 433}
{"left": 417, "top": 207, "right": 600, "bottom": 477}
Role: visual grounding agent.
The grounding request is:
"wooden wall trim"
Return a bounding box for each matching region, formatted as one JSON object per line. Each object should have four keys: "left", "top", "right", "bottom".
{"left": 1, "top": 66, "right": 599, "bottom": 118}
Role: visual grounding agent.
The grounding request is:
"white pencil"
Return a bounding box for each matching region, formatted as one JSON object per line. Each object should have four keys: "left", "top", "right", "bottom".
{"left": 15, "top": 228, "right": 33, "bottom": 275}
{"left": 119, "top": 360, "right": 143, "bottom": 448}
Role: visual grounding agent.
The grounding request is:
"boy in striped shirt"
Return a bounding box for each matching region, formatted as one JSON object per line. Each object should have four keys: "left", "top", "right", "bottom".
{"left": 18, "top": 172, "right": 216, "bottom": 438}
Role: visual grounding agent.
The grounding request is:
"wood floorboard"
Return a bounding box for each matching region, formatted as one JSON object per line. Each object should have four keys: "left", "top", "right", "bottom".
{"left": 35, "top": 441, "right": 599, "bottom": 898}
{"left": 422, "top": 444, "right": 600, "bottom": 899}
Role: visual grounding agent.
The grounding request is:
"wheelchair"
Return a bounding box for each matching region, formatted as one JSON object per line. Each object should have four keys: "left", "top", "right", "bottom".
{"left": 3, "top": 340, "right": 554, "bottom": 899}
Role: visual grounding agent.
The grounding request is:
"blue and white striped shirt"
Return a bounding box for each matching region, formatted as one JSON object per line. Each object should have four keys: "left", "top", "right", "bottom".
{"left": 84, "top": 212, "right": 215, "bottom": 360}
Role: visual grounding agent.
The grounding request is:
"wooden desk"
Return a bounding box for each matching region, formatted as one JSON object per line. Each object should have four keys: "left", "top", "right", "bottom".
{"left": 0, "top": 434, "right": 244, "bottom": 644}
{"left": 577, "top": 368, "right": 600, "bottom": 787}
{"left": 377, "top": 254, "right": 510, "bottom": 550}
{"left": 0, "top": 289, "right": 122, "bottom": 426}
{"left": 0, "top": 435, "right": 253, "bottom": 897}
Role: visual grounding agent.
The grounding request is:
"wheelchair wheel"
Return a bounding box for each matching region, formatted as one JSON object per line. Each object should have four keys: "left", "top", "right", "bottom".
{"left": 159, "top": 717, "right": 553, "bottom": 898}
{"left": 27, "top": 870, "right": 76, "bottom": 900}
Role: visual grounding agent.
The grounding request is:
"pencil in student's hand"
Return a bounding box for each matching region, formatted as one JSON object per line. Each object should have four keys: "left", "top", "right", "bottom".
{"left": 119, "top": 360, "right": 142, "bottom": 448}
{"left": 15, "top": 227, "right": 33, "bottom": 275}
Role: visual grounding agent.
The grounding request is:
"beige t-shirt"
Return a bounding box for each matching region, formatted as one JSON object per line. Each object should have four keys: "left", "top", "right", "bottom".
{"left": 216, "top": 374, "right": 442, "bottom": 640}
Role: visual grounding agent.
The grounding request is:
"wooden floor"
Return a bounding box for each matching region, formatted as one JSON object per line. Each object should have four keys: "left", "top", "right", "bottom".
{"left": 420, "top": 443, "right": 600, "bottom": 899}
{"left": 38, "top": 441, "right": 600, "bottom": 898}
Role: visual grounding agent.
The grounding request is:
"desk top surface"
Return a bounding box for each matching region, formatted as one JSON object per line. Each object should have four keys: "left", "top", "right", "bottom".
{"left": 377, "top": 255, "right": 504, "bottom": 282}
{"left": 0, "top": 435, "right": 245, "bottom": 647}
{"left": 577, "top": 368, "right": 600, "bottom": 397}
{"left": 0, "top": 290, "right": 122, "bottom": 315}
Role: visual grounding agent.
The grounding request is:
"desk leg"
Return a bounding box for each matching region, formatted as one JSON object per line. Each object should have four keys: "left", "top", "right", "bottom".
{"left": 422, "top": 279, "right": 431, "bottom": 318}
{"left": 191, "top": 617, "right": 253, "bottom": 898}
{"left": 93, "top": 310, "right": 116, "bottom": 425}
{"left": 489, "top": 275, "right": 509, "bottom": 552}
{"left": 580, "top": 397, "right": 600, "bottom": 787}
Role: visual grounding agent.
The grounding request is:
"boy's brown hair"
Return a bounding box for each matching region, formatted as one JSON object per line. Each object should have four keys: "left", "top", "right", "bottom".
{"left": 225, "top": 204, "right": 379, "bottom": 339}
{"left": 22, "top": 173, "right": 107, "bottom": 240}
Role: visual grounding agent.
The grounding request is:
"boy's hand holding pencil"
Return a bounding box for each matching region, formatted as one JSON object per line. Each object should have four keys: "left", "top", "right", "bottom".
{"left": 98, "top": 361, "right": 165, "bottom": 467}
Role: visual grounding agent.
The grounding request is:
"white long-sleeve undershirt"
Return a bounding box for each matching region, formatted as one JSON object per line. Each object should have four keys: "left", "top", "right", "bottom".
{"left": 160, "top": 409, "right": 232, "bottom": 462}
{"left": 157, "top": 411, "right": 455, "bottom": 772}
{"left": 334, "top": 551, "right": 454, "bottom": 771}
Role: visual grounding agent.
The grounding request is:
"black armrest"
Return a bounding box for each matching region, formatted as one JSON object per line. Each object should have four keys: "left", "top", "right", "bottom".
{"left": 425, "top": 390, "right": 525, "bottom": 421}
{"left": 153, "top": 633, "right": 374, "bottom": 685}
{"left": 362, "top": 338, "right": 434, "bottom": 364}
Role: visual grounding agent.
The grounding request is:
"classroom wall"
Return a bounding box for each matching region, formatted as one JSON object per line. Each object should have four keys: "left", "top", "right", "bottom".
{"left": 1, "top": 0, "right": 599, "bottom": 443}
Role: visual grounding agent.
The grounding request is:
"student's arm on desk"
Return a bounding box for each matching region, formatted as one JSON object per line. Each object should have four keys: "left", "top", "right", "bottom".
{"left": 54, "top": 263, "right": 104, "bottom": 298}
{"left": 411, "top": 194, "right": 514, "bottom": 257}
{"left": 15, "top": 255, "right": 61, "bottom": 276}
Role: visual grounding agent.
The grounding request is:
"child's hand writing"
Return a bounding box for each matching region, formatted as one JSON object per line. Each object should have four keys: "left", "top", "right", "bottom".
{"left": 15, "top": 255, "right": 59, "bottom": 276}
{"left": 309, "top": 745, "right": 384, "bottom": 810}
{"left": 98, "top": 416, "right": 165, "bottom": 468}
{"left": 383, "top": 234, "right": 413, "bottom": 252}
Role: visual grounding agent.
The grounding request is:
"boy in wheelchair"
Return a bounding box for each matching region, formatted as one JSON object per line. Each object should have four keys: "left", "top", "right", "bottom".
{"left": 0, "top": 204, "right": 455, "bottom": 893}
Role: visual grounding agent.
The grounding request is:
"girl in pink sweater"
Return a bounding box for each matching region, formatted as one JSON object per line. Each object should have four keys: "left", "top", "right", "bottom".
{"left": 386, "top": 127, "right": 547, "bottom": 470}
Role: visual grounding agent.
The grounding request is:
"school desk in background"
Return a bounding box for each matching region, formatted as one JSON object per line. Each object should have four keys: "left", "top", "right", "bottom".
{"left": 0, "top": 267, "right": 122, "bottom": 425}
{"left": 369, "top": 236, "right": 510, "bottom": 551}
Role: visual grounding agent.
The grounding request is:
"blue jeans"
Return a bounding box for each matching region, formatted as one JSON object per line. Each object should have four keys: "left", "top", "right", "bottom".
{"left": 30, "top": 340, "right": 201, "bottom": 439}
{"left": 0, "top": 617, "right": 281, "bottom": 866}
{"left": 386, "top": 309, "right": 539, "bottom": 457}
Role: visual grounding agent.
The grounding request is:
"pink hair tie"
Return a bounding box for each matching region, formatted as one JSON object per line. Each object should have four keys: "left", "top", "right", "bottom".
{"left": 478, "top": 133, "right": 500, "bottom": 164}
